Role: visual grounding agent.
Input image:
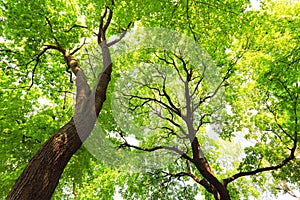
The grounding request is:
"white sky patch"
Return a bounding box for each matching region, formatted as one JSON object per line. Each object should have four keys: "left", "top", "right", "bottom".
{"left": 124, "top": 134, "right": 140, "bottom": 146}
{"left": 225, "top": 48, "right": 232, "bottom": 55}
{"left": 113, "top": 186, "right": 123, "bottom": 200}
{"left": 37, "top": 97, "right": 52, "bottom": 106}
{"left": 206, "top": 124, "right": 220, "bottom": 140}
{"left": 245, "top": 0, "right": 261, "bottom": 11}
{"left": 225, "top": 104, "right": 233, "bottom": 116}
{"left": 250, "top": 0, "right": 261, "bottom": 10}
{"left": 276, "top": 193, "right": 300, "bottom": 200}
{"left": 78, "top": 14, "right": 86, "bottom": 24}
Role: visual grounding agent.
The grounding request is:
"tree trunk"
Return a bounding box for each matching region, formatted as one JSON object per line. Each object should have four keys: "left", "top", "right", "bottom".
{"left": 191, "top": 138, "right": 231, "bottom": 200}
{"left": 6, "top": 119, "right": 80, "bottom": 200}
{"left": 7, "top": 40, "right": 113, "bottom": 200}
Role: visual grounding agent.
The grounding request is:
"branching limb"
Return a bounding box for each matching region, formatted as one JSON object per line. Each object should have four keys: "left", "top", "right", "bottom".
{"left": 71, "top": 38, "right": 86, "bottom": 55}
{"left": 223, "top": 150, "right": 296, "bottom": 186}
{"left": 44, "top": 16, "right": 79, "bottom": 83}
{"left": 150, "top": 106, "right": 187, "bottom": 136}
{"left": 193, "top": 57, "right": 237, "bottom": 112}
{"left": 195, "top": 113, "right": 213, "bottom": 132}
{"left": 65, "top": 24, "right": 89, "bottom": 32}
{"left": 159, "top": 67, "right": 182, "bottom": 116}
{"left": 118, "top": 140, "right": 193, "bottom": 163}
{"left": 224, "top": 80, "right": 299, "bottom": 187}
{"left": 153, "top": 160, "right": 214, "bottom": 194}
{"left": 25, "top": 45, "right": 62, "bottom": 89}
{"left": 44, "top": 16, "right": 62, "bottom": 49}
{"left": 224, "top": 111, "right": 298, "bottom": 187}
{"left": 161, "top": 170, "right": 213, "bottom": 192}
{"left": 107, "top": 22, "right": 133, "bottom": 47}
{"left": 97, "top": 5, "right": 113, "bottom": 43}
{"left": 265, "top": 93, "right": 294, "bottom": 141}
{"left": 173, "top": 49, "right": 192, "bottom": 81}
{"left": 125, "top": 93, "right": 182, "bottom": 117}
{"left": 154, "top": 51, "right": 185, "bottom": 82}
{"left": 161, "top": 126, "right": 188, "bottom": 140}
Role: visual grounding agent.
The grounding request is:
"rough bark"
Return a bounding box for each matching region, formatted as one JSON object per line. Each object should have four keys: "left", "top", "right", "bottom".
{"left": 6, "top": 41, "right": 113, "bottom": 200}
{"left": 191, "top": 138, "right": 231, "bottom": 200}
{"left": 6, "top": 119, "right": 80, "bottom": 200}
{"left": 6, "top": 1, "right": 118, "bottom": 198}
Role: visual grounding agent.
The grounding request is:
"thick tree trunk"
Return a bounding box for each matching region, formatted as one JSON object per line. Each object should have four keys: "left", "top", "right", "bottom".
{"left": 191, "top": 138, "right": 231, "bottom": 200}
{"left": 6, "top": 40, "right": 113, "bottom": 200}
{"left": 6, "top": 119, "right": 80, "bottom": 200}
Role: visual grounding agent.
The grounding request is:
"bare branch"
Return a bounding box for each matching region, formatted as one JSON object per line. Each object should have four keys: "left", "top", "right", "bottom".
{"left": 70, "top": 38, "right": 86, "bottom": 55}
{"left": 107, "top": 22, "right": 133, "bottom": 47}
{"left": 223, "top": 151, "right": 296, "bottom": 186}
{"left": 103, "top": 7, "right": 113, "bottom": 33}
{"left": 25, "top": 45, "right": 62, "bottom": 89}
{"left": 65, "top": 24, "right": 89, "bottom": 32}
{"left": 125, "top": 93, "right": 182, "bottom": 117}
{"left": 44, "top": 16, "right": 62, "bottom": 48}
{"left": 191, "top": 60, "right": 207, "bottom": 98}
{"left": 265, "top": 94, "right": 294, "bottom": 141}
{"left": 118, "top": 141, "right": 193, "bottom": 163}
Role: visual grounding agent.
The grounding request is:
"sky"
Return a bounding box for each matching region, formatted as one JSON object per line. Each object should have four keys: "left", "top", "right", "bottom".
{"left": 250, "top": 0, "right": 261, "bottom": 9}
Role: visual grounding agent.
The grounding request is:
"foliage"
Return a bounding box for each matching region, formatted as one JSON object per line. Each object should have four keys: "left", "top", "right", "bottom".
{"left": 0, "top": 0, "right": 299, "bottom": 199}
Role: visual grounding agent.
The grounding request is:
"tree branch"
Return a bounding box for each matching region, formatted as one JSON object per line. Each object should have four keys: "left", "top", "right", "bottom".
{"left": 265, "top": 93, "right": 294, "bottom": 141}
{"left": 44, "top": 16, "right": 62, "bottom": 48}
{"left": 107, "top": 22, "right": 133, "bottom": 47}
{"left": 97, "top": 6, "right": 113, "bottom": 43}
{"left": 70, "top": 38, "right": 86, "bottom": 55}
{"left": 25, "top": 45, "right": 62, "bottom": 89}
{"left": 118, "top": 140, "right": 193, "bottom": 163}
{"left": 65, "top": 24, "right": 88, "bottom": 32}
{"left": 154, "top": 52, "right": 185, "bottom": 82}
{"left": 125, "top": 93, "right": 182, "bottom": 117}
{"left": 223, "top": 151, "right": 296, "bottom": 186}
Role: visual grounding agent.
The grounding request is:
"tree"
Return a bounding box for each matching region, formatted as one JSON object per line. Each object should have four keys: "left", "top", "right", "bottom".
{"left": 0, "top": 0, "right": 130, "bottom": 199}
{"left": 0, "top": 0, "right": 299, "bottom": 200}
